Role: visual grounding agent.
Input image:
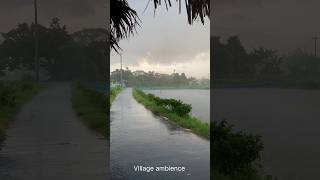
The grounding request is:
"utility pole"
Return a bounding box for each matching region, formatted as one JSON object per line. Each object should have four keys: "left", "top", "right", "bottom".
{"left": 314, "top": 36, "right": 318, "bottom": 57}
{"left": 120, "top": 53, "right": 123, "bottom": 87}
{"left": 34, "top": 0, "right": 40, "bottom": 82}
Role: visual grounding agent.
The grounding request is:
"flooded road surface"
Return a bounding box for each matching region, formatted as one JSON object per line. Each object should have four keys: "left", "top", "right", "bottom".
{"left": 145, "top": 89, "right": 210, "bottom": 123}
{"left": 111, "top": 88, "right": 210, "bottom": 180}
{"left": 213, "top": 88, "right": 320, "bottom": 180}
{"left": 0, "top": 83, "right": 108, "bottom": 180}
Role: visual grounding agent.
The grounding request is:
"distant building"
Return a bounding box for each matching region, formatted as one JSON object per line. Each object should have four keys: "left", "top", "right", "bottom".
{"left": 0, "top": 62, "right": 50, "bottom": 81}
{"left": 133, "top": 70, "right": 146, "bottom": 76}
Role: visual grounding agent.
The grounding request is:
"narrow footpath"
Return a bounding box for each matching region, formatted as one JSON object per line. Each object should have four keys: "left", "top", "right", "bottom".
{"left": 0, "top": 82, "right": 108, "bottom": 180}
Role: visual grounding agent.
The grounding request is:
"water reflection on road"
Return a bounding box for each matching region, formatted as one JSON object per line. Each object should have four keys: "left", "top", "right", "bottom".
{"left": 110, "top": 88, "right": 210, "bottom": 180}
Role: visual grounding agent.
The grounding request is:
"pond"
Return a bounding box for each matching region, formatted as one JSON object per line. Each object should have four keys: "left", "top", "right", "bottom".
{"left": 213, "top": 88, "right": 320, "bottom": 180}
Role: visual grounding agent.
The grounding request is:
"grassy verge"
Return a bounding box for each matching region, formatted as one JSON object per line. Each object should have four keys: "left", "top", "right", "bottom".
{"left": 132, "top": 88, "right": 210, "bottom": 139}
{"left": 110, "top": 86, "right": 123, "bottom": 104}
{"left": 0, "top": 81, "right": 44, "bottom": 146}
{"left": 71, "top": 82, "right": 108, "bottom": 138}
{"left": 137, "top": 86, "right": 209, "bottom": 90}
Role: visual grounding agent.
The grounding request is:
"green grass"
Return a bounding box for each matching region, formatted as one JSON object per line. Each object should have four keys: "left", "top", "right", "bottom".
{"left": 0, "top": 81, "right": 44, "bottom": 146}
{"left": 132, "top": 88, "right": 210, "bottom": 139}
{"left": 137, "top": 86, "right": 210, "bottom": 90}
{"left": 71, "top": 82, "right": 108, "bottom": 138}
{"left": 110, "top": 86, "right": 123, "bottom": 104}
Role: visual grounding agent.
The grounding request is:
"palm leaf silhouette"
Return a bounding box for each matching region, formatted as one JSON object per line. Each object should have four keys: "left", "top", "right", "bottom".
{"left": 110, "top": 0, "right": 210, "bottom": 52}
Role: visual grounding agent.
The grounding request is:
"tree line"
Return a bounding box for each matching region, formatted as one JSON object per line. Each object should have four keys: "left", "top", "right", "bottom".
{"left": 213, "top": 36, "right": 320, "bottom": 81}
{"left": 111, "top": 68, "right": 209, "bottom": 88}
{"left": 0, "top": 18, "right": 107, "bottom": 81}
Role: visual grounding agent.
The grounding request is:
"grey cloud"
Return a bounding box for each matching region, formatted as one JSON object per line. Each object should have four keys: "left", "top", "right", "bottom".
{"left": 0, "top": 0, "right": 109, "bottom": 32}
{"left": 212, "top": 0, "right": 320, "bottom": 54}
{"left": 0, "top": 0, "right": 106, "bottom": 16}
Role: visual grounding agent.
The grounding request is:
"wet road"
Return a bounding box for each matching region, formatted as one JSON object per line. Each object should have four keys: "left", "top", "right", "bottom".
{"left": 0, "top": 83, "right": 108, "bottom": 180}
{"left": 110, "top": 88, "right": 210, "bottom": 180}
{"left": 213, "top": 88, "right": 320, "bottom": 180}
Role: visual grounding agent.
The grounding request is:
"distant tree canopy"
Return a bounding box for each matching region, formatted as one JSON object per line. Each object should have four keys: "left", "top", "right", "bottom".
{"left": 212, "top": 36, "right": 320, "bottom": 81}
{"left": 0, "top": 18, "right": 107, "bottom": 81}
{"left": 110, "top": 0, "right": 210, "bottom": 52}
{"left": 111, "top": 68, "right": 209, "bottom": 88}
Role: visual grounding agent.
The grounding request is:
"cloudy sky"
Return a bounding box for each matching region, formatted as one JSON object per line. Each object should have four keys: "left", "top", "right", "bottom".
{"left": 110, "top": 1, "right": 210, "bottom": 79}
{"left": 213, "top": 0, "right": 320, "bottom": 55}
{"left": 2, "top": 0, "right": 320, "bottom": 75}
{"left": 0, "top": 0, "right": 108, "bottom": 33}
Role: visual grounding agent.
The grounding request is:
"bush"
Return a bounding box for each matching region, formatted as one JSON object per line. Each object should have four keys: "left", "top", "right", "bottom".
{"left": 165, "top": 99, "right": 192, "bottom": 116}
{"left": 135, "top": 89, "right": 193, "bottom": 116}
{"left": 212, "top": 120, "right": 264, "bottom": 179}
{"left": 0, "top": 84, "right": 17, "bottom": 107}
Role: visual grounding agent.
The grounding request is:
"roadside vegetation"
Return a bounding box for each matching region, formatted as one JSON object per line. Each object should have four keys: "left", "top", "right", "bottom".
{"left": 132, "top": 88, "right": 209, "bottom": 139}
{"left": 110, "top": 86, "right": 123, "bottom": 104}
{"left": 212, "top": 121, "right": 279, "bottom": 180}
{"left": 0, "top": 18, "right": 107, "bottom": 81}
{"left": 212, "top": 120, "right": 262, "bottom": 180}
{"left": 71, "top": 82, "right": 108, "bottom": 138}
{"left": 0, "top": 81, "right": 44, "bottom": 146}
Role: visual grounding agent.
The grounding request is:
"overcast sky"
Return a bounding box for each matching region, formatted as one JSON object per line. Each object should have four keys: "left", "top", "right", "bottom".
{"left": 213, "top": 0, "right": 320, "bottom": 55}
{"left": 0, "top": 0, "right": 108, "bottom": 33}
{"left": 2, "top": 0, "right": 319, "bottom": 74}
{"left": 110, "top": 1, "right": 210, "bottom": 79}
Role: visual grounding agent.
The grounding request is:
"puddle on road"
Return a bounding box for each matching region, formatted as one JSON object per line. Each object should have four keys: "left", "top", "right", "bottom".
{"left": 110, "top": 89, "right": 210, "bottom": 180}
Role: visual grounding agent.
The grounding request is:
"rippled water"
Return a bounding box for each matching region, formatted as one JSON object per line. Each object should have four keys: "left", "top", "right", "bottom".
{"left": 213, "top": 88, "right": 320, "bottom": 180}
{"left": 145, "top": 89, "right": 210, "bottom": 123}
{"left": 110, "top": 88, "right": 210, "bottom": 180}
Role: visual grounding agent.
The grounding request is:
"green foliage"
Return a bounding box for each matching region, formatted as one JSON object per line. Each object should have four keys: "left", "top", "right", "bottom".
{"left": 71, "top": 82, "right": 108, "bottom": 137}
{"left": 111, "top": 68, "right": 208, "bottom": 88}
{"left": 213, "top": 36, "right": 320, "bottom": 89}
{"left": 213, "top": 36, "right": 284, "bottom": 80}
{"left": 134, "top": 88, "right": 191, "bottom": 116}
{"left": 284, "top": 49, "right": 320, "bottom": 79}
{"left": 0, "top": 85, "right": 17, "bottom": 107}
{"left": 0, "top": 81, "right": 43, "bottom": 147}
{"left": 110, "top": 86, "right": 123, "bottom": 104}
{"left": 133, "top": 88, "right": 209, "bottom": 138}
{"left": 0, "top": 19, "right": 107, "bottom": 81}
{"left": 211, "top": 120, "right": 269, "bottom": 180}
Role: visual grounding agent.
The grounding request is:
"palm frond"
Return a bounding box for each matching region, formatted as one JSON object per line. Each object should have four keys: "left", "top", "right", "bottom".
{"left": 110, "top": 0, "right": 210, "bottom": 53}
{"left": 110, "top": 0, "right": 140, "bottom": 53}
{"left": 153, "top": 0, "right": 210, "bottom": 24}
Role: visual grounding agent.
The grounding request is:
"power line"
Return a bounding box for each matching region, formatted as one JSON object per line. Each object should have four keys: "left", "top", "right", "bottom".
{"left": 314, "top": 36, "right": 318, "bottom": 57}
{"left": 34, "top": 0, "right": 40, "bottom": 82}
{"left": 120, "top": 53, "right": 123, "bottom": 87}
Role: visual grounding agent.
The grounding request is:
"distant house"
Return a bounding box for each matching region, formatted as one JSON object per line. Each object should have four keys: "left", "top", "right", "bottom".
{"left": 71, "top": 28, "right": 106, "bottom": 45}
{"left": 0, "top": 62, "right": 50, "bottom": 81}
{"left": 133, "top": 70, "right": 146, "bottom": 76}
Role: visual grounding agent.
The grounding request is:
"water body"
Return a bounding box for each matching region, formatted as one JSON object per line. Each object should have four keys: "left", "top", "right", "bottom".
{"left": 110, "top": 88, "right": 210, "bottom": 180}
{"left": 145, "top": 89, "right": 210, "bottom": 123}
{"left": 213, "top": 88, "right": 320, "bottom": 180}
